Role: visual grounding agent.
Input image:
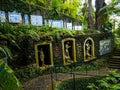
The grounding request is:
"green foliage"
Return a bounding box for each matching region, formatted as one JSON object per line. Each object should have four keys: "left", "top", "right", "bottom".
{"left": 48, "top": 0, "right": 62, "bottom": 19}
{"left": 56, "top": 76, "right": 104, "bottom": 90}
{"left": 0, "top": 45, "right": 12, "bottom": 59}
{"left": 15, "top": 65, "right": 43, "bottom": 82}
{"left": 113, "top": 24, "right": 120, "bottom": 48}
{"left": 0, "top": 0, "right": 30, "bottom": 14}
{"left": 0, "top": 23, "right": 94, "bottom": 42}
{"left": 61, "top": 0, "right": 81, "bottom": 19}
{"left": 61, "top": 0, "right": 82, "bottom": 18}
{"left": 99, "top": 0, "right": 120, "bottom": 15}
{"left": 84, "top": 29, "right": 101, "bottom": 34}
{"left": 0, "top": 23, "right": 104, "bottom": 68}
{"left": 0, "top": 60, "right": 23, "bottom": 90}
{"left": 87, "top": 70, "right": 120, "bottom": 90}
{"left": 0, "top": 23, "right": 18, "bottom": 59}
{"left": 101, "top": 22, "right": 112, "bottom": 32}
{"left": 15, "top": 61, "right": 106, "bottom": 82}
{"left": 0, "top": 0, "right": 82, "bottom": 21}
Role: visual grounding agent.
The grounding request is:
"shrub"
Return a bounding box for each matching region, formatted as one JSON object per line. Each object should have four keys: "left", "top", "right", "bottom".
{"left": 0, "top": 60, "right": 23, "bottom": 90}
{"left": 56, "top": 76, "right": 104, "bottom": 90}
{"left": 87, "top": 70, "right": 120, "bottom": 90}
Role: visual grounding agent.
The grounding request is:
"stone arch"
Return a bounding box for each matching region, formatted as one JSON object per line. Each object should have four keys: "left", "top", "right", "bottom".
{"left": 62, "top": 38, "right": 76, "bottom": 65}
{"left": 84, "top": 37, "right": 95, "bottom": 62}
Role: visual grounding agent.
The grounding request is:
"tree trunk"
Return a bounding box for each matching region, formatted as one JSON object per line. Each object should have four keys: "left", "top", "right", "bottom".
{"left": 95, "top": 0, "right": 106, "bottom": 30}
{"left": 88, "top": 0, "right": 94, "bottom": 29}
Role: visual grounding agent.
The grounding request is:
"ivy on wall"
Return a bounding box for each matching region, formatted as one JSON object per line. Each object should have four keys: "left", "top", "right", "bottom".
{"left": 0, "top": 0, "right": 80, "bottom": 22}
{"left": 0, "top": 0, "right": 46, "bottom": 14}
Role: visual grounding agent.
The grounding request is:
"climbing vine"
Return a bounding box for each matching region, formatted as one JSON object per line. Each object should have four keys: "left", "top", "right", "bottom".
{"left": 0, "top": 0, "right": 46, "bottom": 14}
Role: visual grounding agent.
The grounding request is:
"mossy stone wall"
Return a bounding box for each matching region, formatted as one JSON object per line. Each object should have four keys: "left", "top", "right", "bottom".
{"left": 14, "top": 32, "right": 114, "bottom": 67}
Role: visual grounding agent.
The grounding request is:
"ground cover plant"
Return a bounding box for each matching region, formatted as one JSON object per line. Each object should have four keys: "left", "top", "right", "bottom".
{"left": 56, "top": 70, "right": 120, "bottom": 90}
{"left": 87, "top": 70, "right": 120, "bottom": 90}
{"left": 15, "top": 58, "right": 108, "bottom": 82}
{"left": 113, "top": 24, "right": 120, "bottom": 49}
{"left": 0, "top": 60, "right": 23, "bottom": 90}
{"left": 56, "top": 76, "right": 104, "bottom": 90}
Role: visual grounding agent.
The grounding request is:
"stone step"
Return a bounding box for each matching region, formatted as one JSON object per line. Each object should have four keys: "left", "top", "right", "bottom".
{"left": 113, "top": 54, "right": 120, "bottom": 56}
{"left": 109, "top": 59, "right": 120, "bottom": 62}
{"left": 109, "top": 62, "right": 120, "bottom": 65}
{"left": 109, "top": 66, "right": 120, "bottom": 69}
{"left": 108, "top": 49, "right": 120, "bottom": 69}
{"left": 111, "top": 56, "right": 120, "bottom": 59}
{"left": 109, "top": 63, "right": 120, "bottom": 65}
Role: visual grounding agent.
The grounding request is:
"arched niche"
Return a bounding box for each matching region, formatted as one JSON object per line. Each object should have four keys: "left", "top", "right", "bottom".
{"left": 84, "top": 37, "right": 95, "bottom": 62}
{"left": 34, "top": 42, "right": 53, "bottom": 67}
{"left": 62, "top": 38, "right": 76, "bottom": 65}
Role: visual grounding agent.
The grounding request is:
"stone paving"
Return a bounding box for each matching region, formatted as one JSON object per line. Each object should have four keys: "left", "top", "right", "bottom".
{"left": 23, "top": 67, "right": 109, "bottom": 90}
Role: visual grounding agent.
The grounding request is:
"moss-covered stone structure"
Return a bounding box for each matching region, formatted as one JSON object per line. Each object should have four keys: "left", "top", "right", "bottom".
{"left": 0, "top": 1, "right": 114, "bottom": 68}
{"left": 33, "top": 33, "right": 114, "bottom": 67}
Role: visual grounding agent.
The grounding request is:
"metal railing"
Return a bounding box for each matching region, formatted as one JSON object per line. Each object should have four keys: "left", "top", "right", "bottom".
{"left": 23, "top": 64, "right": 108, "bottom": 90}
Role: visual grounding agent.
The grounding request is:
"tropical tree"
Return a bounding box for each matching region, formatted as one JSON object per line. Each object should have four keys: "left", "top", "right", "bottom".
{"left": 48, "top": 0, "right": 62, "bottom": 19}
{"left": 81, "top": 0, "right": 88, "bottom": 30}
{"left": 102, "top": 0, "right": 120, "bottom": 15}
{"left": 88, "top": 0, "right": 95, "bottom": 29}
{"left": 95, "top": 0, "right": 108, "bottom": 31}
{"left": 95, "top": 0, "right": 120, "bottom": 31}
{"left": 61, "top": 0, "right": 82, "bottom": 18}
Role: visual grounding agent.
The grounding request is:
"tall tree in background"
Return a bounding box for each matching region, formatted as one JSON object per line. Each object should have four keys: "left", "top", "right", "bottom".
{"left": 95, "top": 0, "right": 108, "bottom": 31}
{"left": 48, "top": 0, "right": 62, "bottom": 19}
{"left": 61, "top": 0, "right": 81, "bottom": 18}
{"left": 81, "top": 0, "right": 88, "bottom": 30}
{"left": 88, "top": 0, "right": 94, "bottom": 29}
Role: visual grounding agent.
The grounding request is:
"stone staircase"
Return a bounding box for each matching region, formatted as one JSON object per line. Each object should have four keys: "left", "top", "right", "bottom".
{"left": 109, "top": 49, "right": 120, "bottom": 69}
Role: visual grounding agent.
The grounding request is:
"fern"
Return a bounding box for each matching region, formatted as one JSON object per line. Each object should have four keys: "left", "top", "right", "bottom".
{"left": 0, "top": 46, "right": 7, "bottom": 58}
{"left": 0, "top": 60, "right": 23, "bottom": 90}
{"left": 0, "top": 46, "right": 12, "bottom": 59}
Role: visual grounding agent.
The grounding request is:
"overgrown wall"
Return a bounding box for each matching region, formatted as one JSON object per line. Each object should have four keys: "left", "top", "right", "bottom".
{"left": 11, "top": 32, "right": 114, "bottom": 68}
{"left": 32, "top": 32, "right": 114, "bottom": 66}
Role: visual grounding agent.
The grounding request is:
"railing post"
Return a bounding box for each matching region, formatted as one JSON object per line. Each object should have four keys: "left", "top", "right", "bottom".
{"left": 50, "top": 68, "right": 54, "bottom": 90}
{"left": 55, "top": 66, "right": 58, "bottom": 81}
{"left": 72, "top": 63, "right": 76, "bottom": 90}
{"left": 73, "top": 73, "right": 76, "bottom": 90}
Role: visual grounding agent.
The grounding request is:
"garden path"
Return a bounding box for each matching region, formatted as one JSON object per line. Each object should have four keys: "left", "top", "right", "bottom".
{"left": 23, "top": 67, "right": 109, "bottom": 90}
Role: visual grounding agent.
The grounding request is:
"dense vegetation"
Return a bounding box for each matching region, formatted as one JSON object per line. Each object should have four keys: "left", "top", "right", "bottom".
{"left": 56, "top": 76, "right": 104, "bottom": 90}
{"left": 0, "top": 0, "right": 119, "bottom": 30}
{"left": 113, "top": 24, "right": 120, "bottom": 48}
{"left": 15, "top": 58, "right": 107, "bottom": 82}
{"left": 87, "top": 70, "right": 120, "bottom": 90}
{"left": 56, "top": 70, "right": 120, "bottom": 90}
{"left": 0, "top": 23, "right": 107, "bottom": 82}
{"left": 0, "top": 0, "right": 120, "bottom": 89}
{"left": 0, "top": 60, "right": 23, "bottom": 90}
{"left": 0, "top": 23, "right": 101, "bottom": 60}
